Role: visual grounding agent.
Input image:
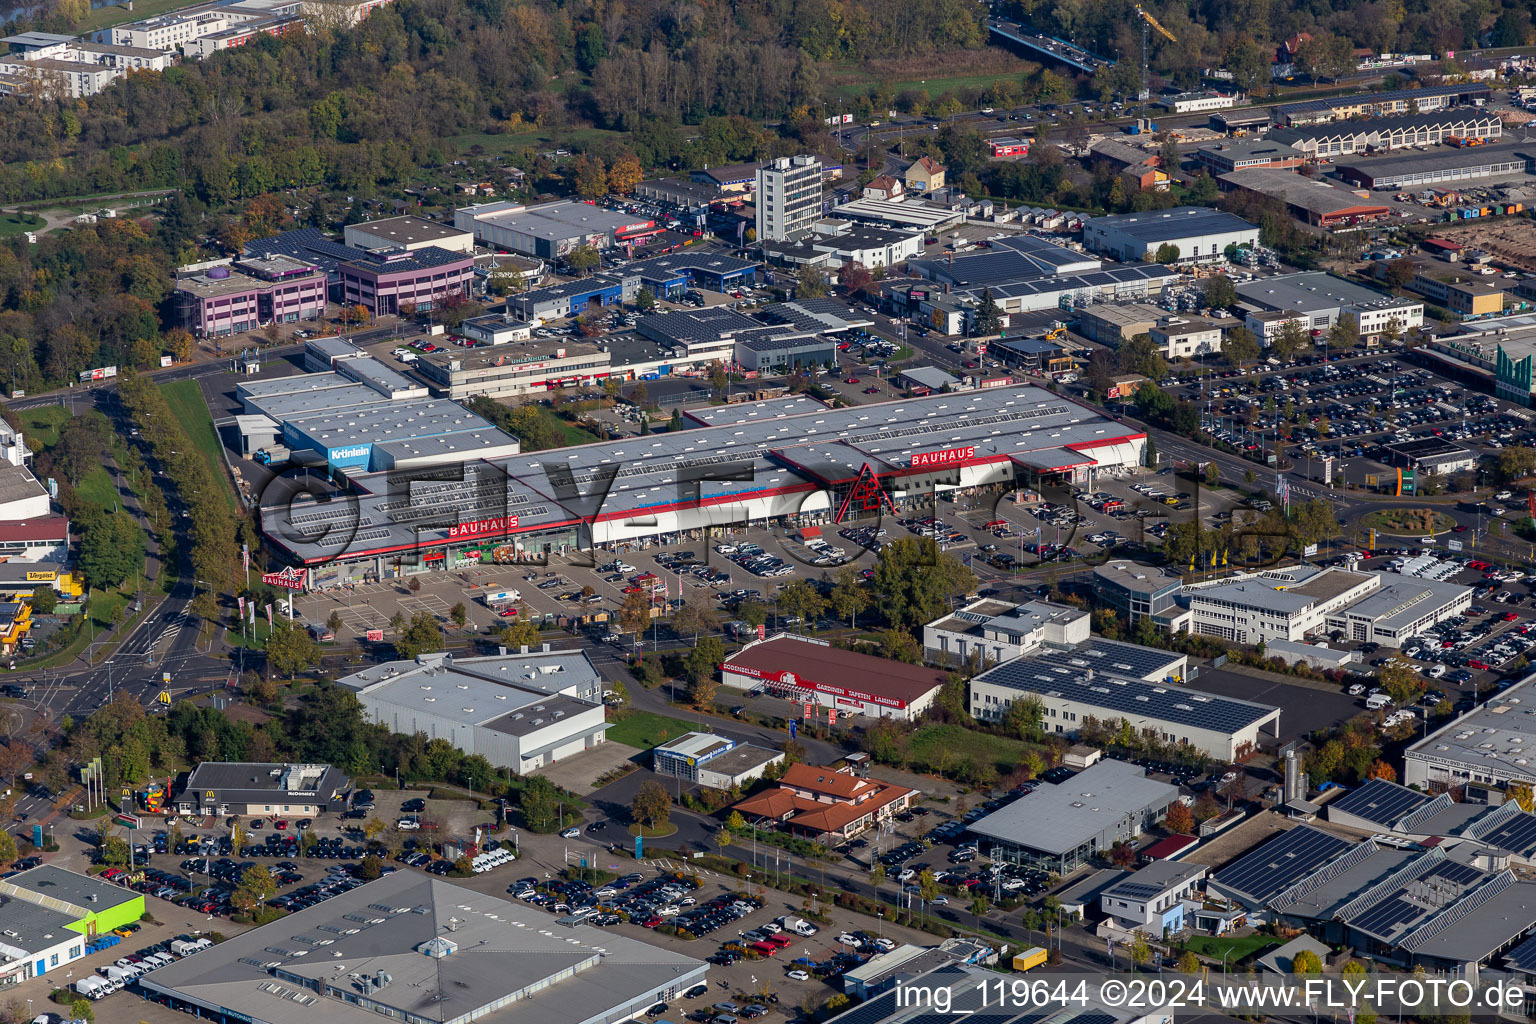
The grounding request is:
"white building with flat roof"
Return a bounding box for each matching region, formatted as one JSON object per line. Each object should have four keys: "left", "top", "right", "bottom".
{"left": 338, "top": 650, "right": 608, "bottom": 772}
{"left": 757, "top": 156, "right": 824, "bottom": 242}
{"left": 1185, "top": 565, "right": 1378, "bottom": 644}
{"left": 923, "top": 597, "right": 1089, "bottom": 667}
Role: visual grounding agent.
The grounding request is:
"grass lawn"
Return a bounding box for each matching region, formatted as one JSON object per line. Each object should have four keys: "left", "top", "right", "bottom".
{"left": 22, "top": 406, "right": 72, "bottom": 448}
{"left": 74, "top": 0, "right": 196, "bottom": 35}
{"left": 547, "top": 410, "right": 601, "bottom": 447}
{"left": 159, "top": 379, "right": 236, "bottom": 511}
{"left": 902, "top": 723, "right": 1048, "bottom": 775}
{"left": 74, "top": 466, "right": 119, "bottom": 512}
{"left": 604, "top": 710, "right": 703, "bottom": 750}
{"left": 445, "top": 126, "right": 625, "bottom": 158}
{"left": 0, "top": 212, "right": 43, "bottom": 238}
{"left": 1185, "top": 934, "right": 1281, "bottom": 962}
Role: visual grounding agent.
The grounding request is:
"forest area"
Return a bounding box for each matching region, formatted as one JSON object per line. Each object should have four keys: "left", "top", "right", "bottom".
{"left": 0, "top": 0, "right": 1528, "bottom": 391}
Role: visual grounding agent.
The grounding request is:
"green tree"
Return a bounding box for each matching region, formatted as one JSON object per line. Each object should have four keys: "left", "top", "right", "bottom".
{"left": 1202, "top": 275, "right": 1237, "bottom": 310}
{"left": 265, "top": 619, "right": 320, "bottom": 680}
{"left": 1001, "top": 694, "right": 1045, "bottom": 741}
{"left": 632, "top": 779, "right": 671, "bottom": 829}
{"left": 736, "top": 598, "right": 769, "bottom": 629}
{"left": 1154, "top": 243, "right": 1180, "bottom": 264}
{"left": 795, "top": 264, "right": 830, "bottom": 299}
{"left": 359, "top": 854, "right": 382, "bottom": 880}
{"left": 1118, "top": 333, "right": 1168, "bottom": 380}
{"left": 684, "top": 635, "right": 726, "bottom": 706}
{"left": 394, "top": 611, "right": 443, "bottom": 660}
{"left": 0, "top": 828, "right": 17, "bottom": 867}
{"left": 775, "top": 579, "right": 826, "bottom": 629}
{"left": 1271, "top": 318, "right": 1311, "bottom": 361}
{"left": 449, "top": 602, "right": 467, "bottom": 627}
{"left": 1497, "top": 447, "right": 1536, "bottom": 484}
{"left": 635, "top": 286, "right": 657, "bottom": 311}
{"left": 519, "top": 774, "right": 561, "bottom": 832}
{"left": 968, "top": 893, "right": 991, "bottom": 931}
{"left": 232, "top": 864, "right": 278, "bottom": 915}
{"left": 1326, "top": 313, "right": 1359, "bottom": 353}
{"left": 1292, "top": 949, "right": 1323, "bottom": 975}
{"left": 871, "top": 536, "right": 976, "bottom": 631}
{"left": 1225, "top": 36, "right": 1271, "bottom": 96}
{"left": 972, "top": 288, "right": 1001, "bottom": 336}
{"left": 566, "top": 245, "right": 601, "bottom": 276}
{"left": 829, "top": 566, "right": 870, "bottom": 628}
{"left": 500, "top": 610, "right": 542, "bottom": 649}
{"left": 1221, "top": 325, "right": 1260, "bottom": 367}
{"left": 1176, "top": 950, "right": 1200, "bottom": 974}
{"left": 1128, "top": 931, "right": 1151, "bottom": 969}
{"left": 29, "top": 587, "right": 56, "bottom": 615}
{"left": 70, "top": 999, "right": 93, "bottom": 1024}
{"left": 881, "top": 626, "right": 922, "bottom": 663}
{"left": 870, "top": 862, "right": 886, "bottom": 888}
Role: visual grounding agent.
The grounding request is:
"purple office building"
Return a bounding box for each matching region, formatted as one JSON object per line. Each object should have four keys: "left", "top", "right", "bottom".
{"left": 339, "top": 246, "right": 475, "bottom": 316}
{"left": 173, "top": 254, "right": 327, "bottom": 338}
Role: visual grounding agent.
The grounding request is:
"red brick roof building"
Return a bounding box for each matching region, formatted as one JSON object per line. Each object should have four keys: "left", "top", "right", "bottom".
{"left": 732, "top": 763, "right": 918, "bottom": 841}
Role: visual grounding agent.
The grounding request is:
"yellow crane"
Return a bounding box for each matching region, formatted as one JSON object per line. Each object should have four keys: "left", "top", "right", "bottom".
{"left": 1133, "top": 4, "right": 1177, "bottom": 103}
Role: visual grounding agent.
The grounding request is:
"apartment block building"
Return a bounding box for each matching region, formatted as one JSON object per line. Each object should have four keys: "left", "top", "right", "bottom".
{"left": 756, "top": 156, "right": 823, "bottom": 242}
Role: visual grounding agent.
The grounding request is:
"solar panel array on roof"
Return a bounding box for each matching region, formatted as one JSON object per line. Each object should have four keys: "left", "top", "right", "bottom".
{"left": 1477, "top": 812, "right": 1536, "bottom": 855}
{"left": 1505, "top": 933, "right": 1536, "bottom": 971}
{"left": 1350, "top": 896, "right": 1426, "bottom": 940}
{"left": 1107, "top": 881, "right": 1163, "bottom": 901}
{"left": 1212, "top": 826, "right": 1354, "bottom": 904}
{"left": 1329, "top": 778, "right": 1430, "bottom": 827}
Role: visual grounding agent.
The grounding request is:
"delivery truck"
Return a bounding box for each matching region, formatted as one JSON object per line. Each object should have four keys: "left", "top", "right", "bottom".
{"left": 482, "top": 589, "right": 521, "bottom": 607}
{"left": 255, "top": 445, "right": 291, "bottom": 467}
{"left": 1012, "top": 947, "right": 1048, "bottom": 972}
{"left": 74, "top": 978, "right": 109, "bottom": 999}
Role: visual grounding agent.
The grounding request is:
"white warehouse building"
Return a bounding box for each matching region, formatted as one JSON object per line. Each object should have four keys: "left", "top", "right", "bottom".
{"left": 968, "top": 641, "right": 1279, "bottom": 762}
{"left": 1082, "top": 207, "right": 1260, "bottom": 264}
{"left": 1185, "top": 566, "right": 1379, "bottom": 644}
{"left": 338, "top": 650, "right": 608, "bottom": 772}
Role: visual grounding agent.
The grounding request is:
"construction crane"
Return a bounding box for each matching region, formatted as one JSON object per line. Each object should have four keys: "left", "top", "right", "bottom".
{"left": 1134, "top": 4, "right": 1177, "bottom": 103}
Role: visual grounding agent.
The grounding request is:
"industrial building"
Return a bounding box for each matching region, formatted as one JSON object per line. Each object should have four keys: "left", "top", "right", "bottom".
{"left": 139, "top": 870, "right": 707, "bottom": 1024}
{"left": 1196, "top": 139, "right": 1306, "bottom": 174}
{"left": 272, "top": 396, "right": 520, "bottom": 473}
{"left": 1336, "top": 142, "right": 1536, "bottom": 191}
{"left": 1405, "top": 673, "right": 1536, "bottom": 791}
{"left": 1217, "top": 168, "right": 1392, "bottom": 229}
{"left": 414, "top": 340, "right": 612, "bottom": 401}
{"left": 1213, "top": 824, "right": 1536, "bottom": 973}
{"left": 828, "top": 196, "right": 965, "bottom": 233}
{"left": 922, "top": 597, "right": 1089, "bottom": 667}
{"left": 1273, "top": 83, "right": 1492, "bottom": 126}
{"left": 342, "top": 215, "right": 475, "bottom": 254}
{"left": 1082, "top": 207, "right": 1260, "bottom": 264}
{"left": 338, "top": 650, "right": 608, "bottom": 773}
{"left": 0, "top": 866, "right": 146, "bottom": 986}
{"left": 454, "top": 200, "right": 658, "bottom": 258}
{"left": 760, "top": 220, "right": 925, "bottom": 270}
{"left": 1185, "top": 565, "right": 1380, "bottom": 644}
{"left": 260, "top": 384, "right": 1148, "bottom": 586}
{"left": 967, "top": 642, "right": 1277, "bottom": 762}
{"left": 1236, "top": 271, "right": 1423, "bottom": 340}
{"left": 969, "top": 759, "right": 1178, "bottom": 871}
{"left": 720, "top": 633, "right": 948, "bottom": 720}
{"left": 1268, "top": 111, "right": 1504, "bottom": 159}
{"left": 175, "top": 762, "right": 352, "bottom": 817}
{"left": 1077, "top": 303, "right": 1165, "bottom": 345}
{"left": 506, "top": 251, "right": 759, "bottom": 322}
{"left": 732, "top": 762, "right": 918, "bottom": 841}
{"left": 651, "top": 732, "right": 785, "bottom": 789}
{"left": 1378, "top": 436, "right": 1479, "bottom": 476}
{"left": 1391, "top": 260, "right": 1507, "bottom": 317}
{"left": 903, "top": 234, "right": 1180, "bottom": 319}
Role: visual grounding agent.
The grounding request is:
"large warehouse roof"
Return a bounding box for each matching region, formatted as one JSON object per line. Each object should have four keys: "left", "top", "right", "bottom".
{"left": 722, "top": 635, "right": 949, "bottom": 708}
{"left": 974, "top": 652, "right": 1277, "bottom": 735}
{"left": 1237, "top": 271, "right": 1417, "bottom": 314}
{"left": 339, "top": 651, "right": 604, "bottom": 724}
{"left": 1086, "top": 207, "right": 1256, "bottom": 243}
{"left": 263, "top": 384, "right": 1146, "bottom": 565}
{"left": 1209, "top": 825, "right": 1356, "bottom": 906}
{"left": 1407, "top": 674, "right": 1536, "bottom": 776}
{"left": 968, "top": 759, "right": 1177, "bottom": 856}
{"left": 1336, "top": 142, "right": 1536, "bottom": 183}
{"left": 140, "top": 871, "right": 705, "bottom": 1024}
{"left": 1274, "top": 83, "right": 1489, "bottom": 118}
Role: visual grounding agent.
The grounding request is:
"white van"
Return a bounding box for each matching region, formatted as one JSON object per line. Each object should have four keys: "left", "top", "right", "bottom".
{"left": 1366, "top": 693, "right": 1394, "bottom": 710}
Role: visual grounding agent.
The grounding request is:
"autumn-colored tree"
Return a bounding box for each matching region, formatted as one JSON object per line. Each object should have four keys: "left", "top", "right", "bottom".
{"left": 606, "top": 154, "right": 644, "bottom": 195}
{"left": 1163, "top": 800, "right": 1195, "bottom": 835}
{"left": 572, "top": 154, "right": 609, "bottom": 200}
{"left": 1365, "top": 760, "right": 1397, "bottom": 782}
